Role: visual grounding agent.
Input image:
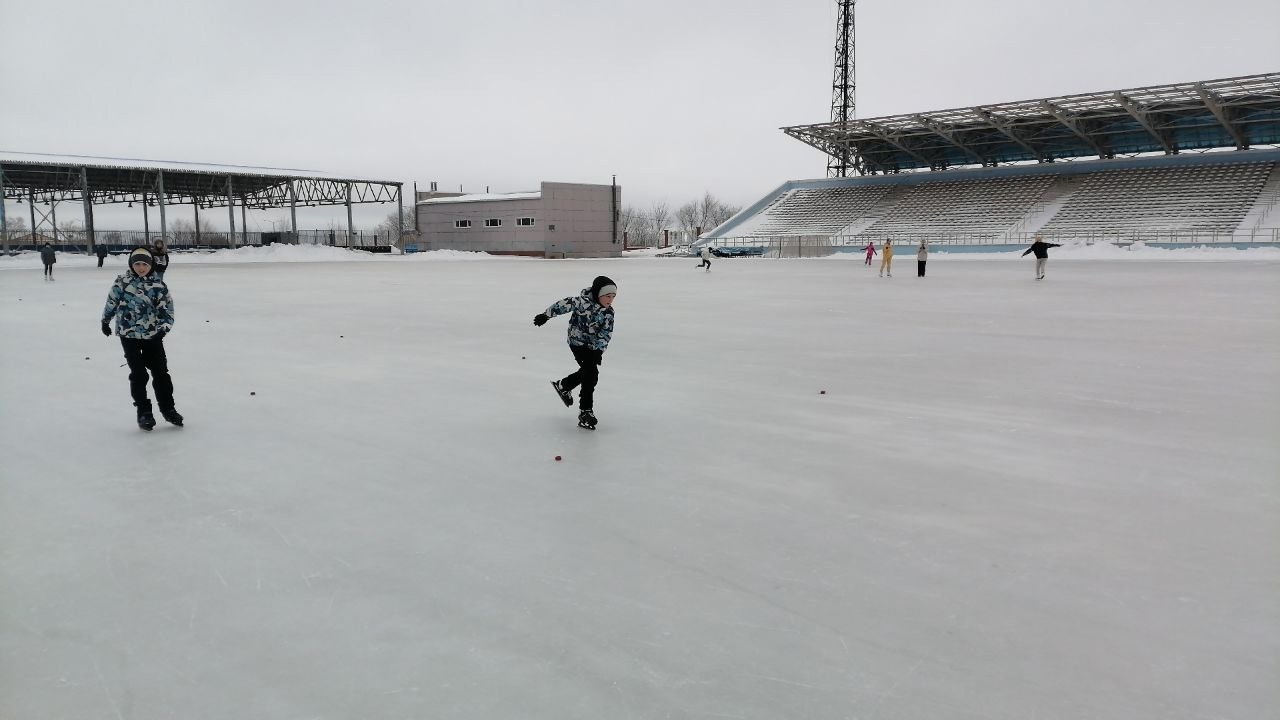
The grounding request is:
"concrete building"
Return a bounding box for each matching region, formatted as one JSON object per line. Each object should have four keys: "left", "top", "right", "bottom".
{"left": 415, "top": 181, "right": 621, "bottom": 258}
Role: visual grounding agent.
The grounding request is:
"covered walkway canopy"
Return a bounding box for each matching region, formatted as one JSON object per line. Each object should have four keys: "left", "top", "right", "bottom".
{"left": 783, "top": 72, "right": 1280, "bottom": 175}
{"left": 0, "top": 151, "right": 403, "bottom": 252}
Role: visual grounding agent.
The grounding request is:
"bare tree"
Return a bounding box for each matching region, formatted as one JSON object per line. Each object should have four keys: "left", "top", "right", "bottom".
{"left": 676, "top": 192, "right": 739, "bottom": 240}
{"left": 169, "top": 217, "right": 217, "bottom": 247}
{"left": 373, "top": 207, "right": 414, "bottom": 247}
{"left": 649, "top": 201, "right": 671, "bottom": 244}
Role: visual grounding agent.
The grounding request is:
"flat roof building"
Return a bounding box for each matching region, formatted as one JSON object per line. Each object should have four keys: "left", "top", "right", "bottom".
{"left": 416, "top": 181, "right": 621, "bottom": 258}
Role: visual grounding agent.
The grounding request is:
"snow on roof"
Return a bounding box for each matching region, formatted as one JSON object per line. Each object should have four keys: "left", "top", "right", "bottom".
{"left": 417, "top": 191, "right": 541, "bottom": 205}
{"left": 0, "top": 150, "right": 397, "bottom": 184}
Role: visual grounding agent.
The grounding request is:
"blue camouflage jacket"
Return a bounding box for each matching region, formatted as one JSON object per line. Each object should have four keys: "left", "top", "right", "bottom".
{"left": 101, "top": 270, "right": 174, "bottom": 339}
{"left": 545, "top": 289, "right": 614, "bottom": 351}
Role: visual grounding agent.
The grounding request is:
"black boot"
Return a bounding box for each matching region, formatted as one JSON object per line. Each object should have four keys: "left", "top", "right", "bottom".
{"left": 135, "top": 401, "right": 156, "bottom": 431}
{"left": 160, "top": 408, "right": 184, "bottom": 427}
{"left": 577, "top": 409, "right": 597, "bottom": 430}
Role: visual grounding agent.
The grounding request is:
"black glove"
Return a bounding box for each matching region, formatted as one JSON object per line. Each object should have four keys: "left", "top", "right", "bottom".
{"left": 595, "top": 351, "right": 604, "bottom": 366}
{"left": 101, "top": 321, "right": 111, "bottom": 337}
{"left": 155, "top": 329, "right": 168, "bottom": 341}
{"left": 533, "top": 313, "right": 549, "bottom": 327}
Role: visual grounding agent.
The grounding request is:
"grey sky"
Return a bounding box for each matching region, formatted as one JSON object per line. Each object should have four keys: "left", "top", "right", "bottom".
{"left": 3, "top": 0, "right": 1278, "bottom": 230}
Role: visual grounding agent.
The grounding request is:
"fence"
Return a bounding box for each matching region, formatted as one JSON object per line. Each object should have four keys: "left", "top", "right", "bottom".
{"left": 1, "top": 228, "right": 406, "bottom": 254}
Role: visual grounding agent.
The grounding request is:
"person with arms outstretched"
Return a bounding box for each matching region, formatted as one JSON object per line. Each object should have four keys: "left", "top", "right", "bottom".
{"left": 534, "top": 275, "right": 617, "bottom": 430}
{"left": 1022, "top": 235, "right": 1061, "bottom": 279}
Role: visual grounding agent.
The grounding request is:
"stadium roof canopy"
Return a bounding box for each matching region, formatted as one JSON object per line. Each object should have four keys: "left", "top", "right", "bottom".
{"left": 782, "top": 73, "right": 1280, "bottom": 175}
{"left": 0, "top": 151, "right": 402, "bottom": 209}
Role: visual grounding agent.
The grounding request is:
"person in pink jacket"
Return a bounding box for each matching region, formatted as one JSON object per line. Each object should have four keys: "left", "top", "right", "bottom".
{"left": 863, "top": 241, "right": 876, "bottom": 266}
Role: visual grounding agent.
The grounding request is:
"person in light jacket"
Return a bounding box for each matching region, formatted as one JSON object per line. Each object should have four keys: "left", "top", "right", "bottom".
{"left": 696, "top": 246, "right": 713, "bottom": 271}
{"left": 916, "top": 240, "right": 929, "bottom": 277}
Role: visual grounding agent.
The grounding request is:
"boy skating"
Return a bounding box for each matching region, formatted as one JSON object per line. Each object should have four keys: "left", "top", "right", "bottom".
{"left": 533, "top": 275, "right": 617, "bottom": 430}
{"left": 40, "top": 242, "right": 56, "bottom": 280}
{"left": 101, "top": 248, "right": 183, "bottom": 431}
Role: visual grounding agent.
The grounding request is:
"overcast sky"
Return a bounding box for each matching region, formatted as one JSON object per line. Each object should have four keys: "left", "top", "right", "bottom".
{"left": 3, "top": 0, "right": 1278, "bottom": 230}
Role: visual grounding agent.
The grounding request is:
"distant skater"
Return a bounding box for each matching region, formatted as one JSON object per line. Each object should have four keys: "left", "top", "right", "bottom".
{"left": 40, "top": 242, "right": 56, "bottom": 280}
{"left": 916, "top": 240, "right": 928, "bottom": 277}
{"left": 151, "top": 239, "right": 170, "bottom": 279}
{"left": 697, "top": 246, "right": 712, "bottom": 271}
{"left": 534, "top": 275, "right": 617, "bottom": 430}
{"left": 878, "top": 240, "right": 894, "bottom": 278}
{"left": 863, "top": 241, "right": 876, "bottom": 266}
{"left": 1021, "top": 235, "right": 1061, "bottom": 280}
{"left": 101, "top": 247, "right": 183, "bottom": 431}
{"left": 96, "top": 243, "right": 109, "bottom": 268}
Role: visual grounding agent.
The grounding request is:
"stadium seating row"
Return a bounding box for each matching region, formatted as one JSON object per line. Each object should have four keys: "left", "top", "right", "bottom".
{"left": 732, "top": 160, "right": 1277, "bottom": 241}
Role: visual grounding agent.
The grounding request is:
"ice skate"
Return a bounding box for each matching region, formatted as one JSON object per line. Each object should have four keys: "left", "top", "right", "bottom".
{"left": 577, "top": 409, "right": 597, "bottom": 430}
{"left": 551, "top": 380, "right": 573, "bottom": 407}
{"left": 136, "top": 402, "right": 156, "bottom": 431}
{"left": 160, "top": 408, "right": 184, "bottom": 427}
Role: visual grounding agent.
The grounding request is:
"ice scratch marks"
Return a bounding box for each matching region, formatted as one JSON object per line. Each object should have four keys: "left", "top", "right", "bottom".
{"left": 861, "top": 657, "right": 925, "bottom": 720}
{"left": 92, "top": 656, "right": 125, "bottom": 720}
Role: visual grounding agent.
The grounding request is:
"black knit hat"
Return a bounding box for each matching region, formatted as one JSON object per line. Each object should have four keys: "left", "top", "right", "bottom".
{"left": 128, "top": 247, "right": 153, "bottom": 269}
{"left": 590, "top": 275, "right": 617, "bottom": 303}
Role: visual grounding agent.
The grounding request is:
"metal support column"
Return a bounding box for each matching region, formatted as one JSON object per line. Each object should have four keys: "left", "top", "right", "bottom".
{"left": 226, "top": 177, "right": 236, "bottom": 248}
{"left": 289, "top": 180, "right": 298, "bottom": 239}
{"left": 143, "top": 192, "right": 150, "bottom": 241}
{"left": 0, "top": 168, "right": 7, "bottom": 255}
{"left": 51, "top": 201, "right": 59, "bottom": 243}
{"left": 29, "top": 189, "right": 37, "bottom": 248}
{"left": 345, "top": 182, "right": 354, "bottom": 248}
{"left": 194, "top": 202, "right": 201, "bottom": 246}
{"left": 241, "top": 200, "right": 247, "bottom": 246}
{"left": 157, "top": 170, "right": 168, "bottom": 244}
{"left": 80, "top": 167, "right": 96, "bottom": 253}
{"left": 396, "top": 184, "right": 404, "bottom": 248}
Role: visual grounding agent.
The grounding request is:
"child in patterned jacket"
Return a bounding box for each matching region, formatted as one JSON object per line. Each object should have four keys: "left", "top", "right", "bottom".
{"left": 533, "top": 275, "right": 617, "bottom": 429}
{"left": 101, "top": 247, "right": 183, "bottom": 431}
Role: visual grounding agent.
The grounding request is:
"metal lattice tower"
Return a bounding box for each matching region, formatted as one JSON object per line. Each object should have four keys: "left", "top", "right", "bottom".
{"left": 828, "top": 0, "right": 857, "bottom": 177}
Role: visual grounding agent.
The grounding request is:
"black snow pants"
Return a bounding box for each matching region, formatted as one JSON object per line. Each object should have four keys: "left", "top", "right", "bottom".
{"left": 560, "top": 344, "right": 601, "bottom": 411}
{"left": 121, "top": 336, "right": 175, "bottom": 412}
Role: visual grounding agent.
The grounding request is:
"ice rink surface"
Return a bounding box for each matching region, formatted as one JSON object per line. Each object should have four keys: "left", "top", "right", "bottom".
{"left": 2, "top": 252, "right": 1278, "bottom": 719}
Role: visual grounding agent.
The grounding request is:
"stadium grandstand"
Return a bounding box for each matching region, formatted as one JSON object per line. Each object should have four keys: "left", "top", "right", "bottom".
{"left": 699, "top": 73, "right": 1280, "bottom": 255}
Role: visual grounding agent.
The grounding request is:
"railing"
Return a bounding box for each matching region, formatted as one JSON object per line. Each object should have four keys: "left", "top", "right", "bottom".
{"left": 709, "top": 227, "right": 1280, "bottom": 249}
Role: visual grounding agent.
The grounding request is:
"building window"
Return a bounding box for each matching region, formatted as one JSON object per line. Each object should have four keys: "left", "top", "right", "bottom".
{"left": 454, "top": 220, "right": 471, "bottom": 229}
{"left": 485, "top": 218, "right": 502, "bottom": 227}
{"left": 516, "top": 217, "right": 535, "bottom": 226}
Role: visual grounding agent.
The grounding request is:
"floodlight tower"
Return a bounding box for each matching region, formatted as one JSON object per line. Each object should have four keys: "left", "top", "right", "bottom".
{"left": 828, "top": 0, "right": 857, "bottom": 177}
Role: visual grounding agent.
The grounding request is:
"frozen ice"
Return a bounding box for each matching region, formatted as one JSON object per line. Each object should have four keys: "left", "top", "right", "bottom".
{"left": 2, "top": 249, "right": 1277, "bottom": 719}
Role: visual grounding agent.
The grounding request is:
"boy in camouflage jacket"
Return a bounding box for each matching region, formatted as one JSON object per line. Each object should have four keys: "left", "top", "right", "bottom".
{"left": 101, "top": 247, "right": 182, "bottom": 431}
{"left": 534, "top": 275, "right": 617, "bottom": 429}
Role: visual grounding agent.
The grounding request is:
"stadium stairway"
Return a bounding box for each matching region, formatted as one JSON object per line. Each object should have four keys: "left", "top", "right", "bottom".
{"left": 1001, "top": 174, "right": 1078, "bottom": 241}
{"left": 1234, "top": 162, "right": 1280, "bottom": 237}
